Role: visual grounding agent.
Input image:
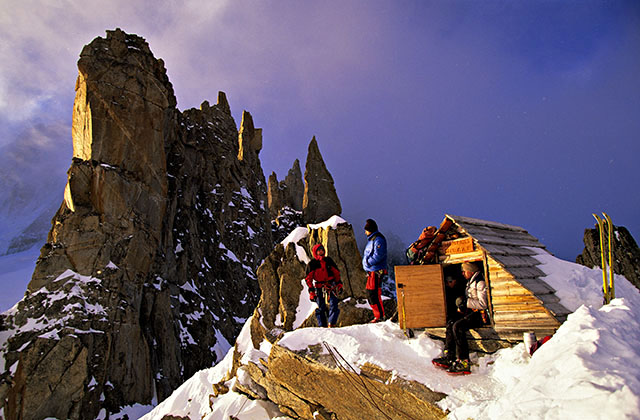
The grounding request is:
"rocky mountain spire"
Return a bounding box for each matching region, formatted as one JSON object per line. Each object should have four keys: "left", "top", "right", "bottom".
{"left": 302, "top": 136, "right": 342, "bottom": 224}
{"left": 238, "top": 110, "right": 263, "bottom": 164}
{"left": 267, "top": 171, "right": 284, "bottom": 219}
{"left": 284, "top": 159, "right": 304, "bottom": 211}
{"left": 267, "top": 159, "right": 303, "bottom": 219}
{"left": 0, "top": 29, "right": 272, "bottom": 419}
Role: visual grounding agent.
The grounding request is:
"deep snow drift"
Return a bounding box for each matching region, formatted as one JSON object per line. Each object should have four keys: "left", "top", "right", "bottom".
{"left": 139, "top": 232, "right": 640, "bottom": 420}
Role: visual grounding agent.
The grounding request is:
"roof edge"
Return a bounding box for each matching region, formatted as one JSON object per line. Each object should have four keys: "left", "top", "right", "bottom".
{"left": 445, "top": 214, "right": 528, "bottom": 232}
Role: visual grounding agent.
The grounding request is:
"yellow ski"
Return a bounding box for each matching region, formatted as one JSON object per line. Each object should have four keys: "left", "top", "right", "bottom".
{"left": 603, "top": 213, "right": 615, "bottom": 300}
{"left": 593, "top": 213, "right": 609, "bottom": 303}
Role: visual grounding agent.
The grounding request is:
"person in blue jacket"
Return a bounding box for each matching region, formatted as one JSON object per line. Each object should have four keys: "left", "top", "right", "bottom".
{"left": 362, "top": 219, "right": 387, "bottom": 322}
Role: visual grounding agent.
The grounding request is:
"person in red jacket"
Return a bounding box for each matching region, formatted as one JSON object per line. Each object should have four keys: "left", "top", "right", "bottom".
{"left": 305, "top": 244, "right": 343, "bottom": 327}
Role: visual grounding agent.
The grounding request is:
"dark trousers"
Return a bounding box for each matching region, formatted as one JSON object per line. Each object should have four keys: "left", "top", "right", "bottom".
{"left": 315, "top": 290, "right": 340, "bottom": 327}
{"left": 445, "top": 310, "right": 483, "bottom": 360}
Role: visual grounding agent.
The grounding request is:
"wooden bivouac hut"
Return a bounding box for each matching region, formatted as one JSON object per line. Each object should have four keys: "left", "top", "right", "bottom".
{"left": 395, "top": 214, "right": 571, "bottom": 351}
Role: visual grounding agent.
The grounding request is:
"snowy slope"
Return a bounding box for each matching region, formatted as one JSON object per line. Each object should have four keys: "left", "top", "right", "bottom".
{"left": 140, "top": 244, "right": 640, "bottom": 419}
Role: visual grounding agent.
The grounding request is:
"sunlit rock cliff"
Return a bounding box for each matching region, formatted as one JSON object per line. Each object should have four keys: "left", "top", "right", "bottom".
{"left": 0, "top": 29, "right": 341, "bottom": 419}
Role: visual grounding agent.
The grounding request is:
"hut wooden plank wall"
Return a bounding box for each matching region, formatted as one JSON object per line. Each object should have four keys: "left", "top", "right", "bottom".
{"left": 419, "top": 214, "right": 571, "bottom": 348}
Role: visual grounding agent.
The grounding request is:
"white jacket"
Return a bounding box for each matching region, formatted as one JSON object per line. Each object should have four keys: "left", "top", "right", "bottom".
{"left": 465, "top": 272, "right": 488, "bottom": 310}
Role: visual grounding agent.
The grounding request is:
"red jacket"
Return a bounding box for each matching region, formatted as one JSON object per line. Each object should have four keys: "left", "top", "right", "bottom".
{"left": 305, "top": 244, "right": 341, "bottom": 290}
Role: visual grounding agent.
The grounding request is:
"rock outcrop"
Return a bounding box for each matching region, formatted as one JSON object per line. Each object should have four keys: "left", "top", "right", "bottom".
{"left": 0, "top": 29, "right": 272, "bottom": 419}
{"left": 302, "top": 137, "right": 342, "bottom": 224}
{"left": 576, "top": 224, "right": 640, "bottom": 292}
{"left": 267, "top": 159, "right": 303, "bottom": 219}
{"left": 268, "top": 139, "right": 343, "bottom": 243}
{"left": 251, "top": 217, "right": 370, "bottom": 346}
{"left": 240, "top": 343, "right": 446, "bottom": 420}
{"left": 270, "top": 206, "right": 304, "bottom": 245}
{"left": 268, "top": 159, "right": 305, "bottom": 244}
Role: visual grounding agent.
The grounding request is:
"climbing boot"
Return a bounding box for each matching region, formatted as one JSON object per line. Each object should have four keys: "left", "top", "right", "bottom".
{"left": 447, "top": 359, "right": 471, "bottom": 375}
{"left": 432, "top": 350, "right": 453, "bottom": 369}
{"left": 431, "top": 356, "right": 453, "bottom": 369}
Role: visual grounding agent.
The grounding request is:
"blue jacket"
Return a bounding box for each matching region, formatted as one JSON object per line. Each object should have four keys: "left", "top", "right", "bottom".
{"left": 362, "top": 232, "right": 387, "bottom": 272}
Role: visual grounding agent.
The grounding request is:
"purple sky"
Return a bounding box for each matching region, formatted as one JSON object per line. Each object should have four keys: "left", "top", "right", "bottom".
{"left": 1, "top": 0, "right": 639, "bottom": 261}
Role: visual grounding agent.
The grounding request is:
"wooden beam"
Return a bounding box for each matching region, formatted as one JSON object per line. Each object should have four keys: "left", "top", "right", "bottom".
{"left": 491, "top": 295, "right": 542, "bottom": 305}
{"left": 493, "top": 312, "right": 557, "bottom": 323}
{"left": 438, "top": 250, "right": 484, "bottom": 264}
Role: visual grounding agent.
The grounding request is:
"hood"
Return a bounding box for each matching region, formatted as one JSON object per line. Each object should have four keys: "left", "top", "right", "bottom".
{"left": 312, "top": 243, "right": 325, "bottom": 259}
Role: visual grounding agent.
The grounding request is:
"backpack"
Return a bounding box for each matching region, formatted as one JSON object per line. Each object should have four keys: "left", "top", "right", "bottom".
{"left": 405, "top": 241, "right": 428, "bottom": 264}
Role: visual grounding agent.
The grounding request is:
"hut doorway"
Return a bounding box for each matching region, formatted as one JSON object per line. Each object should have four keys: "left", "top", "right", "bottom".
{"left": 441, "top": 260, "right": 493, "bottom": 326}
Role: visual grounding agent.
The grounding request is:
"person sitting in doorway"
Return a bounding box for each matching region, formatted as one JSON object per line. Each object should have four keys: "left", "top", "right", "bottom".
{"left": 432, "top": 261, "right": 487, "bottom": 375}
{"left": 444, "top": 275, "right": 465, "bottom": 323}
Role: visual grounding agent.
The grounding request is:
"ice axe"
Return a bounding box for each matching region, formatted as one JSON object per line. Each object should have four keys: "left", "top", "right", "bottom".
{"left": 397, "top": 283, "right": 414, "bottom": 338}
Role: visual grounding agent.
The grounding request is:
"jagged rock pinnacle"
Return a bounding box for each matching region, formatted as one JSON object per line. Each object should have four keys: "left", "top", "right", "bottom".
{"left": 238, "top": 110, "right": 262, "bottom": 163}
{"left": 284, "top": 159, "right": 303, "bottom": 211}
{"left": 302, "top": 136, "right": 342, "bottom": 224}
{"left": 267, "top": 159, "right": 304, "bottom": 220}
{"left": 0, "top": 29, "right": 272, "bottom": 419}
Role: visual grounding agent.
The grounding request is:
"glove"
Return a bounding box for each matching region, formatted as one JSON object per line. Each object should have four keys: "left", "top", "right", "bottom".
{"left": 309, "top": 288, "right": 317, "bottom": 301}
{"left": 455, "top": 296, "right": 466, "bottom": 310}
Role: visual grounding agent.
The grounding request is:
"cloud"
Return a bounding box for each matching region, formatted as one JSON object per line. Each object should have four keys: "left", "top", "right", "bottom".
{"left": 0, "top": 0, "right": 232, "bottom": 129}
{"left": 1, "top": 0, "right": 639, "bottom": 262}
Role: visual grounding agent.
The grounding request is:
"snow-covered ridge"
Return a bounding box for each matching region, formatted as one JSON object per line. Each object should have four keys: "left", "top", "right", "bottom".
{"left": 529, "top": 246, "right": 640, "bottom": 311}
{"left": 281, "top": 215, "right": 347, "bottom": 266}
{"left": 140, "top": 247, "right": 640, "bottom": 419}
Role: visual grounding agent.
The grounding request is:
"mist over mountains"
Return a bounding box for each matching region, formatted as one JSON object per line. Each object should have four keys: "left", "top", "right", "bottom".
{"left": 0, "top": 122, "right": 70, "bottom": 255}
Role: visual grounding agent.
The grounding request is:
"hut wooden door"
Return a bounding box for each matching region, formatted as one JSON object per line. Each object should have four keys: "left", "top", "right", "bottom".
{"left": 395, "top": 265, "right": 446, "bottom": 328}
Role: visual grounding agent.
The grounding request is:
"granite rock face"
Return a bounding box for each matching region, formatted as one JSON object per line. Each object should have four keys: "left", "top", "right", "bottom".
{"left": 271, "top": 206, "right": 304, "bottom": 244}
{"left": 268, "top": 139, "right": 343, "bottom": 243}
{"left": 267, "top": 159, "right": 303, "bottom": 219}
{"left": 576, "top": 223, "right": 640, "bottom": 292}
{"left": 257, "top": 344, "right": 446, "bottom": 420}
{"left": 302, "top": 137, "right": 342, "bottom": 224}
{"left": 0, "top": 29, "right": 272, "bottom": 419}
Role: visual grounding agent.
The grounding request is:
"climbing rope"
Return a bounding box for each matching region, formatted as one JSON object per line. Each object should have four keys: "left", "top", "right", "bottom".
{"left": 321, "top": 341, "right": 423, "bottom": 420}
{"left": 229, "top": 391, "right": 248, "bottom": 420}
{"left": 322, "top": 341, "right": 393, "bottom": 420}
